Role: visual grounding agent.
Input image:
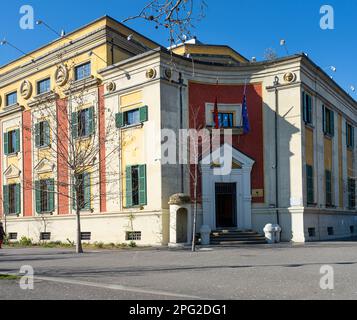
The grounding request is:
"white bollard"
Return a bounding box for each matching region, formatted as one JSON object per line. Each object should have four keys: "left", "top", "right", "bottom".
{"left": 263, "top": 224, "right": 275, "bottom": 244}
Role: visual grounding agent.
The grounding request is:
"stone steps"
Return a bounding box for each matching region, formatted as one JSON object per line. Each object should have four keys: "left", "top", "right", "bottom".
{"left": 210, "top": 229, "right": 267, "bottom": 245}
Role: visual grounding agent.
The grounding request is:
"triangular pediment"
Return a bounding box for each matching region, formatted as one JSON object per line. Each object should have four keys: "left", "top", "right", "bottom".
{"left": 34, "top": 158, "right": 55, "bottom": 174}
{"left": 4, "top": 164, "right": 21, "bottom": 179}
{"left": 202, "top": 143, "right": 255, "bottom": 169}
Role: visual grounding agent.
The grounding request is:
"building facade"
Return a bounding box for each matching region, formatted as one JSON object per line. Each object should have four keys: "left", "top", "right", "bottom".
{"left": 1, "top": 16, "right": 356, "bottom": 245}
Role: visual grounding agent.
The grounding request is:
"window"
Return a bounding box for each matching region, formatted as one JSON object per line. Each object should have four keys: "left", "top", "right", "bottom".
{"left": 125, "top": 109, "right": 140, "bottom": 126}
{"left": 72, "top": 107, "right": 94, "bottom": 139}
{"left": 3, "top": 129, "right": 20, "bottom": 155}
{"left": 116, "top": 106, "right": 148, "bottom": 128}
{"left": 75, "top": 62, "right": 91, "bottom": 81}
{"left": 212, "top": 112, "right": 234, "bottom": 128}
{"left": 126, "top": 231, "right": 142, "bottom": 241}
{"left": 322, "top": 106, "right": 334, "bottom": 137}
{"left": 35, "top": 121, "right": 50, "bottom": 148}
{"left": 73, "top": 173, "right": 91, "bottom": 210}
{"left": 306, "top": 165, "right": 314, "bottom": 205}
{"left": 348, "top": 178, "right": 356, "bottom": 209}
{"left": 308, "top": 228, "right": 316, "bottom": 237}
{"left": 327, "top": 227, "right": 334, "bottom": 236}
{"left": 8, "top": 233, "right": 18, "bottom": 240}
{"left": 350, "top": 226, "right": 355, "bottom": 234}
{"left": 346, "top": 123, "right": 354, "bottom": 149}
{"left": 325, "top": 170, "right": 333, "bottom": 207}
{"left": 302, "top": 92, "right": 313, "bottom": 125}
{"left": 35, "top": 179, "right": 54, "bottom": 213}
{"left": 125, "top": 165, "right": 147, "bottom": 207}
{"left": 37, "top": 78, "right": 51, "bottom": 95}
{"left": 3, "top": 184, "right": 21, "bottom": 215}
{"left": 81, "top": 232, "right": 91, "bottom": 241}
{"left": 40, "top": 232, "right": 51, "bottom": 241}
{"left": 5, "top": 91, "right": 17, "bottom": 106}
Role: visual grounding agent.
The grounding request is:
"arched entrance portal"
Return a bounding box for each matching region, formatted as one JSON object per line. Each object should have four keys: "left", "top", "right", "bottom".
{"left": 176, "top": 208, "right": 188, "bottom": 243}
{"left": 168, "top": 194, "right": 192, "bottom": 247}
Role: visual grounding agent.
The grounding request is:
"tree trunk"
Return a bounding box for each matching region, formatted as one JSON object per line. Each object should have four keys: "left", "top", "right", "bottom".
{"left": 76, "top": 208, "right": 83, "bottom": 254}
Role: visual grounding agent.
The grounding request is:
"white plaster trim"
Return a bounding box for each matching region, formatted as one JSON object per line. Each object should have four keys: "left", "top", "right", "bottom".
{"left": 201, "top": 144, "right": 254, "bottom": 230}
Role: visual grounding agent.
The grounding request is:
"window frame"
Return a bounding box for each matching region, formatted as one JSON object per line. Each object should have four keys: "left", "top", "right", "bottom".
{"left": 306, "top": 164, "right": 314, "bottom": 205}
{"left": 73, "top": 172, "right": 91, "bottom": 211}
{"left": 302, "top": 91, "right": 313, "bottom": 125}
{"left": 348, "top": 178, "right": 356, "bottom": 210}
{"left": 346, "top": 122, "right": 354, "bottom": 149}
{"left": 212, "top": 112, "right": 235, "bottom": 128}
{"left": 325, "top": 170, "right": 333, "bottom": 207}
{"left": 36, "top": 77, "right": 51, "bottom": 95}
{"left": 74, "top": 62, "right": 91, "bottom": 81}
{"left": 323, "top": 106, "right": 334, "bottom": 137}
{"left": 5, "top": 91, "right": 17, "bottom": 107}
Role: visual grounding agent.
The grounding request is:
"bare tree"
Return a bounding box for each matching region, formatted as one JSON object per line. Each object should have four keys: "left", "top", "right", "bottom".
{"left": 123, "top": 0, "right": 207, "bottom": 46}
{"left": 22, "top": 61, "right": 121, "bottom": 253}
{"left": 186, "top": 104, "right": 211, "bottom": 251}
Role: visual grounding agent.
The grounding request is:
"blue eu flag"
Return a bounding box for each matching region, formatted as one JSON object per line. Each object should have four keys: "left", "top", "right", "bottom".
{"left": 242, "top": 94, "right": 250, "bottom": 134}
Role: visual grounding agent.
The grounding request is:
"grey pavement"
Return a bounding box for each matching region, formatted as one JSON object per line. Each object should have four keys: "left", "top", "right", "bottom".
{"left": 1, "top": 242, "right": 357, "bottom": 300}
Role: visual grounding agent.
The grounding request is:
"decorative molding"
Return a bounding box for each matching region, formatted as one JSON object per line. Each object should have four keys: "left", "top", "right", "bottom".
{"left": 55, "top": 64, "right": 69, "bottom": 87}
{"left": 4, "top": 164, "right": 21, "bottom": 179}
{"left": 20, "top": 80, "right": 33, "bottom": 100}
{"left": 28, "top": 92, "right": 58, "bottom": 108}
{"left": 63, "top": 76, "right": 101, "bottom": 95}
{"left": 106, "top": 81, "right": 116, "bottom": 93}
{"left": 34, "top": 158, "right": 55, "bottom": 174}
{"left": 0, "top": 104, "right": 23, "bottom": 118}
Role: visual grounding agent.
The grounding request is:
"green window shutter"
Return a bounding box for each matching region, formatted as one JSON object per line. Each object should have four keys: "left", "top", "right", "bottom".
{"left": 322, "top": 106, "right": 326, "bottom": 134}
{"left": 302, "top": 92, "right": 307, "bottom": 123}
{"left": 88, "top": 107, "right": 94, "bottom": 135}
{"left": 71, "top": 112, "right": 78, "bottom": 139}
{"left": 139, "top": 164, "right": 147, "bottom": 206}
{"left": 307, "top": 95, "right": 312, "bottom": 124}
{"left": 3, "top": 185, "right": 9, "bottom": 215}
{"left": 306, "top": 165, "right": 314, "bottom": 204}
{"left": 44, "top": 121, "right": 50, "bottom": 146}
{"left": 84, "top": 173, "right": 91, "bottom": 210}
{"left": 47, "top": 179, "right": 55, "bottom": 212}
{"left": 35, "top": 181, "right": 41, "bottom": 213}
{"left": 15, "top": 129, "right": 20, "bottom": 153}
{"left": 330, "top": 111, "right": 335, "bottom": 136}
{"left": 115, "top": 112, "right": 124, "bottom": 128}
{"left": 352, "top": 126, "right": 355, "bottom": 148}
{"left": 15, "top": 184, "right": 21, "bottom": 214}
{"left": 125, "top": 166, "right": 133, "bottom": 208}
{"left": 139, "top": 106, "right": 148, "bottom": 123}
{"left": 3, "top": 132, "right": 8, "bottom": 155}
{"left": 35, "top": 123, "right": 40, "bottom": 148}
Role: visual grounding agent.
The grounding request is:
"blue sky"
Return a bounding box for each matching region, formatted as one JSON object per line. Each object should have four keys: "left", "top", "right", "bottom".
{"left": 0, "top": 0, "right": 356, "bottom": 98}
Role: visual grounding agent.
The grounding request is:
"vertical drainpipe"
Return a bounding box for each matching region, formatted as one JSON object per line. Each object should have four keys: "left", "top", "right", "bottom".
{"left": 179, "top": 72, "right": 184, "bottom": 193}
{"left": 274, "top": 76, "right": 280, "bottom": 226}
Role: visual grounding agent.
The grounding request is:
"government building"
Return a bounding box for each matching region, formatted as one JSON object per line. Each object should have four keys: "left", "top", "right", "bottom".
{"left": 0, "top": 16, "right": 356, "bottom": 245}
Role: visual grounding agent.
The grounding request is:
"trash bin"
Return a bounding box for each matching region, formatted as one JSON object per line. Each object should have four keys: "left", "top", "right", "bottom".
{"left": 200, "top": 225, "right": 211, "bottom": 245}
{"left": 264, "top": 224, "right": 282, "bottom": 244}
{"left": 263, "top": 224, "right": 275, "bottom": 244}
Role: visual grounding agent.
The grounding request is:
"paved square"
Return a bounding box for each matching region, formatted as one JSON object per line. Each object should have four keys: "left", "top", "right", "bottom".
{"left": 1, "top": 242, "right": 357, "bottom": 300}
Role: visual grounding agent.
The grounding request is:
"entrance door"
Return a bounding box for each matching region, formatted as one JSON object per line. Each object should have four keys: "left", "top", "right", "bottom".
{"left": 215, "top": 183, "right": 237, "bottom": 228}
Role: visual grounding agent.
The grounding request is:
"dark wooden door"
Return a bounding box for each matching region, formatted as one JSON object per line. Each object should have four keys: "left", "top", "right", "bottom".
{"left": 215, "top": 183, "right": 237, "bottom": 228}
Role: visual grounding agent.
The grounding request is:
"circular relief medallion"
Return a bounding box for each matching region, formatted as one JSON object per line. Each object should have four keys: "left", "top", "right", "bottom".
{"left": 164, "top": 68, "right": 172, "bottom": 80}
{"left": 55, "top": 64, "right": 69, "bottom": 86}
{"left": 146, "top": 68, "right": 157, "bottom": 79}
{"left": 283, "top": 72, "right": 296, "bottom": 83}
{"left": 106, "top": 81, "right": 116, "bottom": 93}
{"left": 20, "top": 80, "right": 33, "bottom": 100}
